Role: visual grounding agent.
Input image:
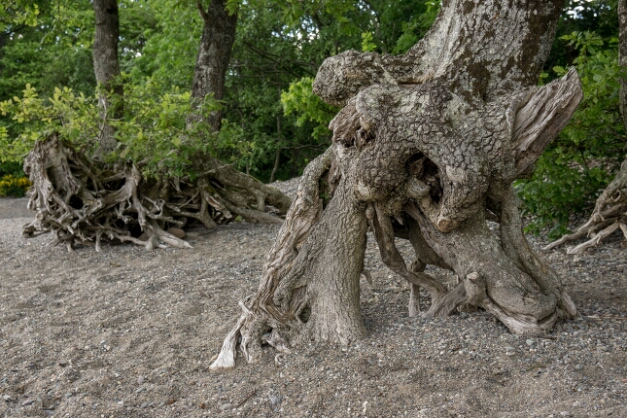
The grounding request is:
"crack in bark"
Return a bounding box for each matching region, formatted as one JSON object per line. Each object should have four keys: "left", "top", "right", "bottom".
{"left": 212, "top": 0, "right": 582, "bottom": 370}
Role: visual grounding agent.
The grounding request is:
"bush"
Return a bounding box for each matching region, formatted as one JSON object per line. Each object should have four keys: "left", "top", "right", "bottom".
{"left": 0, "top": 161, "right": 29, "bottom": 197}
{"left": 0, "top": 81, "right": 254, "bottom": 180}
{"left": 516, "top": 31, "right": 626, "bottom": 239}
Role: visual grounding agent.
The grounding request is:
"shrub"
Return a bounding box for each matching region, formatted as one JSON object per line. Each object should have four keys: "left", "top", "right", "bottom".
{"left": 0, "top": 81, "right": 254, "bottom": 180}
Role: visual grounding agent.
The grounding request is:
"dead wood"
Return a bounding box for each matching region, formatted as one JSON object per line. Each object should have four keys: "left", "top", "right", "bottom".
{"left": 22, "top": 134, "right": 291, "bottom": 251}
{"left": 545, "top": 158, "right": 627, "bottom": 254}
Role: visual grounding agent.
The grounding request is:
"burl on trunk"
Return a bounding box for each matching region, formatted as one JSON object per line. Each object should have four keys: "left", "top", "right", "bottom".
{"left": 211, "top": 0, "right": 581, "bottom": 370}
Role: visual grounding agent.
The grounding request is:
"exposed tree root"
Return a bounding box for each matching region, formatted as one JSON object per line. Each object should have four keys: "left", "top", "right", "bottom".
{"left": 546, "top": 158, "right": 627, "bottom": 254}
{"left": 22, "top": 134, "right": 291, "bottom": 251}
{"left": 212, "top": 0, "right": 582, "bottom": 370}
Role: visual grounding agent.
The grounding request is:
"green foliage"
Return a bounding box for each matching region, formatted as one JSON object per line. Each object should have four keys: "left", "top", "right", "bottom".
{"left": 0, "top": 84, "right": 100, "bottom": 161}
{"left": 0, "top": 173, "right": 30, "bottom": 197}
{"left": 113, "top": 82, "right": 206, "bottom": 178}
{"left": 0, "top": 1, "right": 40, "bottom": 30}
{"left": 127, "top": 0, "right": 200, "bottom": 93}
{"left": 517, "top": 30, "right": 625, "bottom": 238}
{"left": 361, "top": 31, "right": 377, "bottom": 52}
{"left": 544, "top": 0, "right": 618, "bottom": 72}
{"left": 281, "top": 77, "right": 339, "bottom": 140}
{"left": 0, "top": 82, "right": 254, "bottom": 180}
{"left": 390, "top": 0, "right": 440, "bottom": 54}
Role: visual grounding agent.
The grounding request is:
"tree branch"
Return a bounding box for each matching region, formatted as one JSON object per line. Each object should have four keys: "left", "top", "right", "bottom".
{"left": 196, "top": 0, "right": 210, "bottom": 22}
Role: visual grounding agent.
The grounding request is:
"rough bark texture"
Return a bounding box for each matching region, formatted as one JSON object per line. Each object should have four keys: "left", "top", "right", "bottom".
{"left": 22, "top": 134, "right": 291, "bottom": 251}
{"left": 92, "top": 0, "right": 122, "bottom": 153}
{"left": 547, "top": 0, "right": 627, "bottom": 253}
{"left": 191, "top": 0, "right": 238, "bottom": 132}
{"left": 212, "top": 0, "right": 581, "bottom": 370}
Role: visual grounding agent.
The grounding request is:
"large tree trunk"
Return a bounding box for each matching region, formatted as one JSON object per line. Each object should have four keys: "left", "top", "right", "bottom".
{"left": 191, "top": 0, "right": 238, "bottom": 132}
{"left": 211, "top": 0, "right": 581, "bottom": 370}
{"left": 547, "top": 0, "right": 627, "bottom": 253}
{"left": 92, "top": 0, "right": 123, "bottom": 154}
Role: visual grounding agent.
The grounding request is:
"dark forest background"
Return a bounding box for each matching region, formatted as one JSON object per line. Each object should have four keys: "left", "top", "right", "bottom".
{"left": 0, "top": 0, "right": 623, "bottom": 237}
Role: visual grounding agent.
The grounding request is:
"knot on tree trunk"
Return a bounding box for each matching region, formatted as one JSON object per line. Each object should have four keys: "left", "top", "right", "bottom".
{"left": 212, "top": 0, "right": 583, "bottom": 371}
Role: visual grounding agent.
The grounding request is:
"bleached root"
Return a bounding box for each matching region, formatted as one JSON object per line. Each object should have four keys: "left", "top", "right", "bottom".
{"left": 21, "top": 133, "right": 291, "bottom": 251}
{"left": 209, "top": 315, "right": 247, "bottom": 371}
{"left": 545, "top": 159, "right": 627, "bottom": 254}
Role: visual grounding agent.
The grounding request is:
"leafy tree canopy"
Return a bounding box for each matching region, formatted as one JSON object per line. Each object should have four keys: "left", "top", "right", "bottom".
{"left": 0, "top": 0, "right": 624, "bottom": 238}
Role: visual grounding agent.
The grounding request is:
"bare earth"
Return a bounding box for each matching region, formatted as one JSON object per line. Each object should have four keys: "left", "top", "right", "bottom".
{"left": 1, "top": 188, "right": 627, "bottom": 417}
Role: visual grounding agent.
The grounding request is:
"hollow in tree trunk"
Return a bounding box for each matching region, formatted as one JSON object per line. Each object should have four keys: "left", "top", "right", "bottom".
{"left": 211, "top": 0, "right": 581, "bottom": 370}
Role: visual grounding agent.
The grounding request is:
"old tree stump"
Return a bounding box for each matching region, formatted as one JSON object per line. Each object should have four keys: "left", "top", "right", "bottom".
{"left": 210, "top": 0, "right": 583, "bottom": 370}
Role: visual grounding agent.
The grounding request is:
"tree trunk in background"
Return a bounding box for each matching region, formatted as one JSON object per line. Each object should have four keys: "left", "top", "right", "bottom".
{"left": 548, "top": 0, "right": 627, "bottom": 253}
{"left": 191, "top": 0, "right": 238, "bottom": 132}
{"left": 212, "top": 0, "right": 582, "bottom": 370}
{"left": 92, "top": 0, "right": 122, "bottom": 154}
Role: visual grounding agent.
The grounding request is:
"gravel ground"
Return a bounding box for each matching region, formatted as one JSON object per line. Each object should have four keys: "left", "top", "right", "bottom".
{"left": 1, "top": 183, "right": 627, "bottom": 417}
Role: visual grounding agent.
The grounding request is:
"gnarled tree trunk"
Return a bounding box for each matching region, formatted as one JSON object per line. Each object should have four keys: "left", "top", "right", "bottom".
{"left": 212, "top": 0, "right": 581, "bottom": 370}
{"left": 547, "top": 0, "right": 627, "bottom": 254}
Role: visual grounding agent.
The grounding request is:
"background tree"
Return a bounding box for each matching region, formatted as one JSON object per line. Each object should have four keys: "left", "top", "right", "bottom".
{"left": 92, "top": 0, "right": 123, "bottom": 152}
{"left": 190, "top": 0, "right": 237, "bottom": 132}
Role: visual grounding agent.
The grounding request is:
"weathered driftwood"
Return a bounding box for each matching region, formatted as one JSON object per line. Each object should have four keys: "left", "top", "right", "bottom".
{"left": 546, "top": 0, "right": 627, "bottom": 254}
{"left": 545, "top": 158, "right": 627, "bottom": 254}
{"left": 22, "top": 134, "right": 291, "bottom": 251}
{"left": 211, "top": 0, "right": 582, "bottom": 370}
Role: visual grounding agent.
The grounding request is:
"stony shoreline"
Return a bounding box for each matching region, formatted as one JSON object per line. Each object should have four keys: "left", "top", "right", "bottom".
{"left": 1, "top": 190, "right": 626, "bottom": 417}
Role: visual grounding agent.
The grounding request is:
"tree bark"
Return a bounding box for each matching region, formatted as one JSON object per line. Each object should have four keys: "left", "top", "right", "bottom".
{"left": 191, "top": 0, "right": 238, "bottom": 132}
{"left": 212, "top": 0, "right": 582, "bottom": 370}
{"left": 547, "top": 0, "right": 627, "bottom": 253}
{"left": 92, "top": 0, "right": 122, "bottom": 154}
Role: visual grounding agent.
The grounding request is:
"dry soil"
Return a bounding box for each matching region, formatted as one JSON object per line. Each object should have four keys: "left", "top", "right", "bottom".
{"left": 1, "top": 184, "right": 627, "bottom": 418}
